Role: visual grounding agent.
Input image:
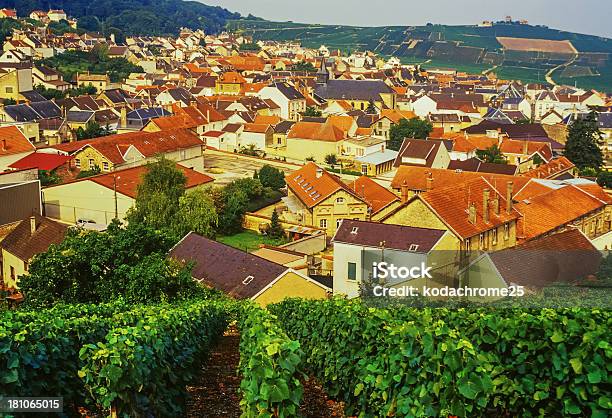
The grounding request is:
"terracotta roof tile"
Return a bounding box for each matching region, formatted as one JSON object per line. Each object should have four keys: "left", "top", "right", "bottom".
{"left": 0, "top": 126, "right": 35, "bottom": 156}
{"left": 348, "top": 176, "right": 399, "bottom": 214}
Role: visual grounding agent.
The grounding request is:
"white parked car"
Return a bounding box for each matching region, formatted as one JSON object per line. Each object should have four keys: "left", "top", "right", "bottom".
{"left": 75, "top": 219, "right": 107, "bottom": 232}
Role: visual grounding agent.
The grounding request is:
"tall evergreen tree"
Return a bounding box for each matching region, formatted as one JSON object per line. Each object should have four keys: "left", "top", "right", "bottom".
{"left": 564, "top": 111, "right": 604, "bottom": 172}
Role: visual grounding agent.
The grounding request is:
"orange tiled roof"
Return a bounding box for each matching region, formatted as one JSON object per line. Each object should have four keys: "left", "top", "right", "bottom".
{"left": 89, "top": 164, "right": 213, "bottom": 198}
{"left": 348, "top": 176, "right": 399, "bottom": 214}
{"left": 328, "top": 115, "right": 355, "bottom": 135}
{"left": 51, "top": 129, "right": 202, "bottom": 164}
{"left": 287, "top": 121, "right": 346, "bottom": 142}
{"left": 515, "top": 185, "right": 608, "bottom": 241}
{"left": 254, "top": 114, "right": 281, "bottom": 126}
{"left": 0, "top": 126, "right": 35, "bottom": 156}
{"left": 418, "top": 177, "right": 521, "bottom": 239}
{"left": 243, "top": 123, "right": 270, "bottom": 134}
{"left": 391, "top": 165, "right": 527, "bottom": 192}
{"left": 217, "top": 71, "right": 246, "bottom": 84}
{"left": 523, "top": 157, "right": 574, "bottom": 179}
{"left": 378, "top": 109, "right": 417, "bottom": 125}
{"left": 286, "top": 162, "right": 365, "bottom": 208}
{"left": 149, "top": 114, "right": 198, "bottom": 130}
{"left": 500, "top": 139, "right": 553, "bottom": 161}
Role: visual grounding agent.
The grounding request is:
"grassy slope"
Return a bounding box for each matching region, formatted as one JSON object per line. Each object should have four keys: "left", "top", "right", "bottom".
{"left": 217, "top": 231, "right": 287, "bottom": 253}
{"left": 231, "top": 19, "right": 612, "bottom": 91}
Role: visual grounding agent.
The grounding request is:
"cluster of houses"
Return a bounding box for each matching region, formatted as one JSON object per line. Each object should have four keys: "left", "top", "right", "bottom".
{"left": 0, "top": 14, "right": 610, "bottom": 305}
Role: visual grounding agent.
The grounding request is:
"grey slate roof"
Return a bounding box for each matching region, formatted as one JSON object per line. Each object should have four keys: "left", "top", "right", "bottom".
{"left": 314, "top": 79, "right": 394, "bottom": 102}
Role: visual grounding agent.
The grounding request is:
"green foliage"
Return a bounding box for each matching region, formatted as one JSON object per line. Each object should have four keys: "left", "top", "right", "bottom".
{"left": 40, "top": 49, "right": 143, "bottom": 83}
{"left": 366, "top": 100, "right": 377, "bottom": 114}
{"left": 239, "top": 42, "right": 261, "bottom": 51}
{"left": 3, "top": 98, "right": 16, "bottom": 105}
{"left": 238, "top": 304, "right": 304, "bottom": 417}
{"left": 597, "top": 171, "right": 612, "bottom": 188}
{"left": 258, "top": 164, "right": 286, "bottom": 191}
{"left": 305, "top": 156, "right": 316, "bottom": 162}
{"left": 0, "top": 17, "right": 21, "bottom": 44}
{"left": 325, "top": 153, "right": 338, "bottom": 167}
{"left": 18, "top": 221, "right": 197, "bottom": 308}
{"left": 11, "top": 0, "right": 240, "bottom": 36}
{"left": 217, "top": 230, "right": 288, "bottom": 252}
{"left": 292, "top": 61, "right": 317, "bottom": 72}
{"left": 80, "top": 299, "right": 229, "bottom": 417}
{"left": 564, "top": 111, "right": 604, "bottom": 172}
{"left": 0, "top": 301, "right": 139, "bottom": 412}
{"left": 213, "top": 178, "right": 269, "bottom": 234}
{"left": 476, "top": 144, "right": 508, "bottom": 164}
{"left": 267, "top": 209, "right": 285, "bottom": 239}
{"left": 48, "top": 19, "right": 77, "bottom": 35}
{"left": 174, "top": 188, "right": 219, "bottom": 238}
{"left": 128, "top": 157, "right": 187, "bottom": 230}
{"left": 38, "top": 169, "right": 61, "bottom": 186}
{"left": 76, "top": 165, "right": 101, "bottom": 179}
{"left": 270, "top": 298, "right": 612, "bottom": 417}
{"left": 388, "top": 117, "right": 433, "bottom": 151}
{"left": 76, "top": 121, "right": 114, "bottom": 140}
{"left": 34, "top": 84, "right": 97, "bottom": 100}
{"left": 239, "top": 143, "right": 262, "bottom": 156}
{"left": 303, "top": 106, "right": 322, "bottom": 117}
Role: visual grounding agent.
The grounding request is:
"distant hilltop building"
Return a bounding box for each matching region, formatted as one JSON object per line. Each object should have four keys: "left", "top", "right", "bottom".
{"left": 479, "top": 21, "right": 493, "bottom": 27}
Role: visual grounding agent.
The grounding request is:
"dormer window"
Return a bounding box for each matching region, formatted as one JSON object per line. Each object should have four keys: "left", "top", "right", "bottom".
{"left": 351, "top": 227, "right": 359, "bottom": 234}
{"left": 409, "top": 244, "right": 419, "bottom": 252}
{"left": 242, "top": 275, "right": 254, "bottom": 285}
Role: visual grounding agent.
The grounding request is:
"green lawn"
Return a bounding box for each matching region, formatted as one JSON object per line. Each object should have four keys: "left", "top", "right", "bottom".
{"left": 217, "top": 230, "right": 288, "bottom": 253}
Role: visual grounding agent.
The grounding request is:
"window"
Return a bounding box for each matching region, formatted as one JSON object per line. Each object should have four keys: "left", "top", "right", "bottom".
{"left": 409, "top": 244, "right": 419, "bottom": 252}
{"left": 492, "top": 228, "right": 498, "bottom": 245}
{"left": 242, "top": 275, "right": 254, "bottom": 285}
{"left": 336, "top": 219, "right": 344, "bottom": 228}
{"left": 347, "top": 262, "right": 357, "bottom": 281}
{"left": 10, "top": 266, "right": 15, "bottom": 282}
{"left": 479, "top": 233, "right": 485, "bottom": 249}
{"left": 102, "top": 162, "right": 109, "bottom": 171}
{"left": 361, "top": 164, "right": 368, "bottom": 175}
{"left": 319, "top": 219, "right": 327, "bottom": 228}
{"left": 336, "top": 197, "right": 345, "bottom": 203}
{"left": 351, "top": 227, "right": 359, "bottom": 234}
{"left": 75, "top": 159, "right": 81, "bottom": 168}
{"left": 88, "top": 159, "right": 95, "bottom": 169}
{"left": 504, "top": 224, "right": 510, "bottom": 240}
{"left": 5, "top": 86, "right": 13, "bottom": 93}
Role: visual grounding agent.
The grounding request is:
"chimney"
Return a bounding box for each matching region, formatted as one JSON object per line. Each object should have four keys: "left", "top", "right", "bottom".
{"left": 506, "top": 182, "right": 514, "bottom": 214}
{"left": 120, "top": 106, "right": 127, "bottom": 129}
{"left": 0, "top": 139, "right": 6, "bottom": 152}
{"left": 492, "top": 196, "right": 500, "bottom": 215}
{"left": 401, "top": 180, "right": 409, "bottom": 202}
{"left": 468, "top": 202, "right": 477, "bottom": 224}
{"left": 316, "top": 167, "right": 323, "bottom": 178}
{"left": 426, "top": 172, "right": 434, "bottom": 191}
{"left": 483, "top": 188, "right": 490, "bottom": 223}
{"left": 30, "top": 216, "right": 36, "bottom": 235}
{"left": 523, "top": 140, "right": 528, "bottom": 155}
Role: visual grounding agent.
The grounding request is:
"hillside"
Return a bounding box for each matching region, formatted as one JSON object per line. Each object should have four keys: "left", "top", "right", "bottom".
{"left": 0, "top": 0, "right": 240, "bottom": 36}
{"left": 228, "top": 19, "right": 612, "bottom": 91}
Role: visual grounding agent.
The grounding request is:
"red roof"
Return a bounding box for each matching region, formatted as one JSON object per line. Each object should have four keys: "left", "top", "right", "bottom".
{"left": 9, "top": 152, "right": 73, "bottom": 171}
{"left": 49, "top": 164, "right": 213, "bottom": 199}
{"left": 0, "top": 126, "right": 35, "bottom": 156}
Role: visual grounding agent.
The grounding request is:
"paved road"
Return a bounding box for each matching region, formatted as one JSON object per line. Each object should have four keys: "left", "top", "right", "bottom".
{"left": 203, "top": 153, "right": 296, "bottom": 186}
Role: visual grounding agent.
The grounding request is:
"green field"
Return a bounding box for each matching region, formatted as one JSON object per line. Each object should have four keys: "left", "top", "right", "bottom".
{"left": 230, "top": 19, "right": 612, "bottom": 90}
{"left": 217, "top": 230, "right": 288, "bottom": 252}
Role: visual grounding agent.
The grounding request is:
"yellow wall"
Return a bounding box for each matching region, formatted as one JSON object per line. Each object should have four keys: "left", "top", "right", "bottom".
{"left": 43, "top": 180, "right": 134, "bottom": 225}
{"left": 1, "top": 248, "right": 26, "bottom": 289}
{"left": 371, "top": 200, "right": 402, "bottom": 222}
{"left": 254, "top": 270, "right": 329, "bottom": 307}
{"left": 0, "top": 70, "right": 19, "bottom": 100}
{"left": 384, "top": 198, "right": 449, "bottom": 231}
{"left": 73, "top": 146, "right": 114, "bottom": 172}
{"left": 215, "top": 82, "right": 241, "bottom": 95}
{"left": 286, "top": 138, "right": 342, "bottom": 163}
{"left": 312, "top": 189, "right": 369, "bottom": 235}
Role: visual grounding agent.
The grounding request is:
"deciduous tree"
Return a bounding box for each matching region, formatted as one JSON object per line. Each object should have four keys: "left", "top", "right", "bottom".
{"left": 388, "top": 118, "right": 433, "bottom": 151}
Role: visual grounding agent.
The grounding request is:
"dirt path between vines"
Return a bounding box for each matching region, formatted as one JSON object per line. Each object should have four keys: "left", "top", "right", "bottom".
{"left": 186, "top": 327, "right": 344, "bottom": 417}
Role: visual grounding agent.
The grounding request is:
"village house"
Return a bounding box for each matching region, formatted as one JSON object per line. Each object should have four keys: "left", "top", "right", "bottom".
{"left": 47, "top": 128, "right": 205, "bottom": 173}
{"left": 393, "top": 138, "right": 451, "bottom": 169}
{"left": 0, "top": 214, "right": 67, "bottom": 289}
{"left": 282, "top": 163, "right": 369, "bottom": 235}
{"left": 0, "top": 126, "right": 35, "bottom": 170}
{"left": 286, "top": 120, "right": 346, "bottom": 163}
{"left": 169, "top": 232, "right": 330, "bottom": 306}
{"left": 332, "top": 220, "right": 451, "bottom": 298}
{"left": 258, "top": 81, "right": 306, "bottom": 121}
{"left": 42, "top": 164, "right": 213, "bottom": 225}
{"left": 314, "top": 79, "right": 397, "bottom": 111}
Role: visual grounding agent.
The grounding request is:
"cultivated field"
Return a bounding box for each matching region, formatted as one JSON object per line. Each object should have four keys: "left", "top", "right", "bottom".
{"left": 497, "top": 37, "right": 577, "bottom": 54}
